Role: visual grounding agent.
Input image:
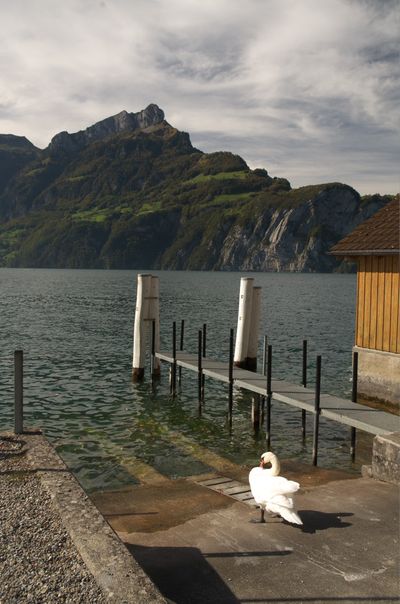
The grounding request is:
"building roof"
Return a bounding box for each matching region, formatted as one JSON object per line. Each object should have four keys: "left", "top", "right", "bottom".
{"left": 330, "top": 196, "right": 400, "bottom": 256}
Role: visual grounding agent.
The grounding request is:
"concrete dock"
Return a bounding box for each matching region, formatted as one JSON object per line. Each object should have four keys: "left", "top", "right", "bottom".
{"left": 93, "top": 459, "right": 400, "bottom": 603}
{"left": 2, "top": 430, "right": 398, "bottom": 603}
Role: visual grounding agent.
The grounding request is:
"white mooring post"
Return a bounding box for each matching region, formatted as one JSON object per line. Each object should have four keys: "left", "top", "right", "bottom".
{"left": 234, "top": 277, "right": 261, "bottom": 371}
{"left": 234, "top": 277, "right": 254, "bottom": 369}
{"left": 247, "top": 286, "right": 262, "bottom": 371}
{"left": 132, "top": 273, "right": 160, "bottom": 381}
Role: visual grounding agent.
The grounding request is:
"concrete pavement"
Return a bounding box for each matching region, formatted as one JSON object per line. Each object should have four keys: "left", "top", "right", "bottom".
{"left": 95, "top": 473, "right": 399, "bottom": 604}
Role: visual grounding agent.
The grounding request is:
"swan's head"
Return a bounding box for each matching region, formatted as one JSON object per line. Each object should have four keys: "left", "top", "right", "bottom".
{"left": 259, "top": 451, "right": 280, "bottom": 474}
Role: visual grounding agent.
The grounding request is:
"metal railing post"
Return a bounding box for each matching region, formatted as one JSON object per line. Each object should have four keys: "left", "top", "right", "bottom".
{"left": 301, "top": 339, "right": 308, "bottom": 444}
{"left": 350, "top": 351, "right": 358, "bottom": 461}
{"left": 312, "top": 355, "right": 322, "bottom": 466}
{"left": 14, "top": 350, "right": 23, "bottom": 434}
{"left": 266, "top": 345, "right": 272, "bottom": 449}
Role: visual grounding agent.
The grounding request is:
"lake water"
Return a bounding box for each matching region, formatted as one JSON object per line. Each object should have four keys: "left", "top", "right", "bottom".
{"left": 0, "top": 269, "right": 361, "bottom": 492}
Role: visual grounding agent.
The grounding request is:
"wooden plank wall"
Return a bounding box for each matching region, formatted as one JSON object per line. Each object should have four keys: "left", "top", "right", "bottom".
{"left": 356, "top": 255, "right": 399, "bottom": 353}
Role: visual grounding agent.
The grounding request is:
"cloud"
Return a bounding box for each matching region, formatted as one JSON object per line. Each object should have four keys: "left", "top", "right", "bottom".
{"left": 0, "top": 0, "right": 398, "bottom": 194}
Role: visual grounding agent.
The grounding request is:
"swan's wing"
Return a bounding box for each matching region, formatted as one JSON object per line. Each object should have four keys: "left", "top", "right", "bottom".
{"left": 249, "top": 471, "right": 300, "bottom": 505}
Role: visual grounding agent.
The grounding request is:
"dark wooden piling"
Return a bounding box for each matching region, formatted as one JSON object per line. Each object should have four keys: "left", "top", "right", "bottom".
{"left": 301, "top": 339, "right": 308, "bottom": 444}
{"left": 266, "top": 345, "right": 272, "bottom": 449}
{"left": 312, "top": 355, "right": 322, "bottom": 466}
{"left": 14, "top": 350, "right": 23, "bottom": 434}
{"left": 350, "top": 351, "right": 358, "bottom": 461}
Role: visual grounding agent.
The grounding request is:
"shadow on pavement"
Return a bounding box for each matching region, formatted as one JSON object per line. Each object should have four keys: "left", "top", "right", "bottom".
{"left": 299, "top": 510, "right": 353, "bottom": 534}
{"left": 127, "top": 543, "right": 292, "bottom": 604}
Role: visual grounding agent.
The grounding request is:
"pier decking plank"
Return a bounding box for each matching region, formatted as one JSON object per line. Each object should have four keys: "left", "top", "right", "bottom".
{"left": 156, "top": 351, "right": 398, "bottom": 436}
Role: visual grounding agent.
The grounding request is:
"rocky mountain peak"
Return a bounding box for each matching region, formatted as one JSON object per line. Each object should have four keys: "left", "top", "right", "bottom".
{"left": 48, "top": 104, "right": 165, "bottom": 155}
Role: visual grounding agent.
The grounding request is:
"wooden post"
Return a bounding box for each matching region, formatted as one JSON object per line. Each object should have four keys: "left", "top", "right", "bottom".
{"left": 228, "top": 328, "right": 234, "bottom": 424}
{"left": 301, "top": 339, "right": 307, "bottom": 444}
{"left": 266, "top": 345, "right": 272, "bottom": 449}
{"left": 312, "top": 355, "right": 322, "bottom": 466}
{"left": 351, "top": 351, "right": 358, "bottom": 461}
{"left": 132, "top": 274, "right": 152, "bottom": 381}
{"left": 14, "top": 350, "right": 23, "bottom": 434}
{"left": 247, "top": 286, "right": 262, "bottom": 372}
{"left": 234, "top": 277, "right": 254, "bottom": 369}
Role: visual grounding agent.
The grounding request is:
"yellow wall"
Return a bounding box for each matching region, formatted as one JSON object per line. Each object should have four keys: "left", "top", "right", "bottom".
{"left": 356, "top": 255, "right": 399, "bottom": 353}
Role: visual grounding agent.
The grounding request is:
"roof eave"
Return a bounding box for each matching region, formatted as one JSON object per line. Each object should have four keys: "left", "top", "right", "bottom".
{"left": 329, "top": 249, "right": 400, "bottom": 257}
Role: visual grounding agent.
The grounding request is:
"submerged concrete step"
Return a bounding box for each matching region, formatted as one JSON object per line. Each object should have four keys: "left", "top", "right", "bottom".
{"left": 192, "top": 474, "right": 258, "bottom": 507}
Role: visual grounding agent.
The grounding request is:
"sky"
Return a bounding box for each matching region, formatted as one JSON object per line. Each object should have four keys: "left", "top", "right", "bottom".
{"left": 1, "top": 0, "right": 399, "bottom": 195}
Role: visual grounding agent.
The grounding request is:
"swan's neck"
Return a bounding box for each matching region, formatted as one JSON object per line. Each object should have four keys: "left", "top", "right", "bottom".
{"left": 264, "top": 457, "right": 280, "bottom": 476}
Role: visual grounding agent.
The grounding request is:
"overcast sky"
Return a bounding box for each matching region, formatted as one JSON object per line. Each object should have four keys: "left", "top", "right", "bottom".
{"left": 1, "top": 0, "right": 399, "bottom": 194}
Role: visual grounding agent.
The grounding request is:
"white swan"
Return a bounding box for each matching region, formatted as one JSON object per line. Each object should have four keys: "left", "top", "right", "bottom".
{"left": 249, "top": 451, "right": 303, "bottom": 525}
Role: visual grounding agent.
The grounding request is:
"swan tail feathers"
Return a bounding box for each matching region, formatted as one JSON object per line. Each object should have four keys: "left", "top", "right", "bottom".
{"left": 281, "top": 508, "right": 303, "bottom": 525}
{"left": 267, "top": 502, "right": 303, "bottom": 525}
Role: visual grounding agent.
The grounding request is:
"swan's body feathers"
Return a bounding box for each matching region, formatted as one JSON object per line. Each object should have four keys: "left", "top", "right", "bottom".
{"left": 249, "top": 454, "right": 303, "bottom": 526}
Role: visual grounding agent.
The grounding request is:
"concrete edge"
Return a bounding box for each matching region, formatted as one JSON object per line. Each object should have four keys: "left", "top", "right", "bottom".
{"left": 21, "top": 432, "right": 168, "bottom": 604}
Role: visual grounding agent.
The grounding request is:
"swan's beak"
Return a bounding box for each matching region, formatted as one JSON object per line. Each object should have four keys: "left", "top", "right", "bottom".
{"left": 259, "top": 459, "right": 264, "bottom": 467}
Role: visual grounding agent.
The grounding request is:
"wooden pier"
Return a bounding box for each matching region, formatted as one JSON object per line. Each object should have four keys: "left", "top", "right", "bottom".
{"left": 155, "top": 348, "right": 397, "bottom": 464}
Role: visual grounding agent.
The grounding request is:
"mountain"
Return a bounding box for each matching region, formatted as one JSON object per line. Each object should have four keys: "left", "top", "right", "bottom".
{"left": 0, "top": 104, "right": 395, "bottom": 271}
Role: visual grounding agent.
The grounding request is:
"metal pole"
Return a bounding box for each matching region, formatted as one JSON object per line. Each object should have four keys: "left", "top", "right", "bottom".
{"left": 228, "top": 328, "right": 234, "bottom": 423}
{"left": 171, "top": 321, "right": 177, "bottom": 396}
{"left": 262, "top": 336, "right": 268, "bottom": 376}
{"left": 150, "top": 320, "right": 155, "bottom": 377}
{"left": 312, "top": 355, "right": 322, "bottom": 466}
{"left": 178, "top": 319, "right": 184, "bottom": 386}
{"left": 301, "top": 339, "right": 307, "bottom": 444}
{"left": 198, "top": 330, "right": 203, "bottom": 406}
{"left": 350, "top": 351, "right": 358, "bottom": 461}
{"left": 252, "top": 395, "right": 261, "bottom": 432}
{"left": 14, "top": 350, "right": 23, "bottom": 434}
{"left": 266, "top": 345, "right": 272, "bottom": 449}
{"left": 202, "top": 323, "right": 207, "bottom": 395}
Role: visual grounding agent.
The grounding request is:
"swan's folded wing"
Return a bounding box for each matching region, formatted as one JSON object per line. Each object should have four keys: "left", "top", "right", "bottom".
{"left": 259, "top": 476, "right": 300, "bottom": 498}
{"left": 249, "top": 470, "right": 301, "bottom": 504}
{"left": 269, "top": 494, "right": 295, "bottom": 509}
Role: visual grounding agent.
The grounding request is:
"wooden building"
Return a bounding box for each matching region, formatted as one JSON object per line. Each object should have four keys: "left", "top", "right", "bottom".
{"left": 331, "top": 196, "right": 400, "bottom": 407}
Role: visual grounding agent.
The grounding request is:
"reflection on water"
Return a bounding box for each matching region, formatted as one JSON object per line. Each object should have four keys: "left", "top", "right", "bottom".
{"left": 0, "top": 269, "right": 362, "bottom": 491}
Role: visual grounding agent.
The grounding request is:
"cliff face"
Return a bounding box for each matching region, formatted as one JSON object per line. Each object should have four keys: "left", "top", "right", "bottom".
{"left": 0, "top": 104, "right": 395, "bottom": 271}
{"left": 214, "top": 186, "right": 382, "bottom": 272}
{"left": 159, "top": 185, "right": 386, "bottom": 272}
